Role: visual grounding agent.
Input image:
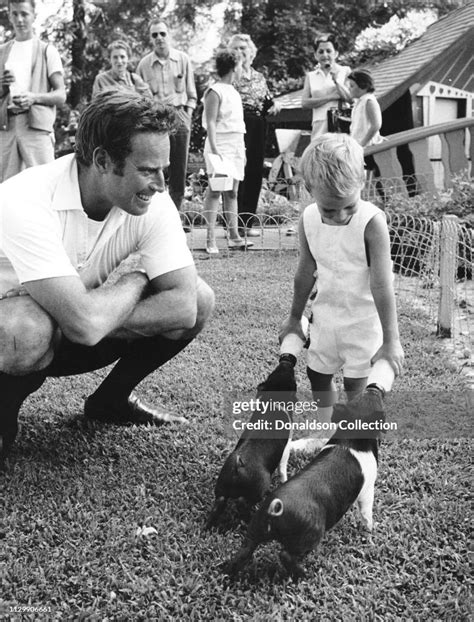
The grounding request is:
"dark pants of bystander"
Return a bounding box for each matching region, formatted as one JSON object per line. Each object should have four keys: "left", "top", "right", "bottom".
{"left": 238, "top": 113, "right": 266, "bottom": 230}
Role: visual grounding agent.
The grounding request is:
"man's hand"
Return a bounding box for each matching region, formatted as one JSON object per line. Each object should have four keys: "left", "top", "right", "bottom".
{"left": 0, "top": 286, "right": 29, "bottom": 300}
{"left": 1, "top": 69, "right": 15, "bottom": 89}
{"left": 12, "top": 92, "right": 35, "bottom": 110}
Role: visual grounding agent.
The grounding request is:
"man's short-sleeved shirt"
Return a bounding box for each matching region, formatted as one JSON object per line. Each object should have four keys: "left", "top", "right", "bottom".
{"left": 0, "top": 154, "right": 194, "bottom": 294}
{"left": 137, "top": 48, "right": 197, "bottom": 110}
{"left": 6, "top": 38, "right": 63, "bottom": 93}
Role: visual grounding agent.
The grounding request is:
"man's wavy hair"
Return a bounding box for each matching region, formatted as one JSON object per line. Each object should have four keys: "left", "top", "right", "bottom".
{"left": 75, "top": 90, "right": 178, "bottom": 173}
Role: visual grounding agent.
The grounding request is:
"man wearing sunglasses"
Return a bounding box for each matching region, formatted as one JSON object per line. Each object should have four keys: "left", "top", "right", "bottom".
{"left": 137, "top": 19, "right": 197, "bottom": 230}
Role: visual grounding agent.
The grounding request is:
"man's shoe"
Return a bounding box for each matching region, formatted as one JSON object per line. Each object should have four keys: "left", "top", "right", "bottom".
{"left": 84, "top": 394, "right": 188, "bottom": 426}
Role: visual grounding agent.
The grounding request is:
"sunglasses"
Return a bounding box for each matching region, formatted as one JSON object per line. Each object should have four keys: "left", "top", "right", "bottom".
{"left": 151, "top": 31, "right": 167, "bottom": 38}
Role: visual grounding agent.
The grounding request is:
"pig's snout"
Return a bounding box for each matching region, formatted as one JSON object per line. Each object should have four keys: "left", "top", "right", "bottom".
{"left": 205, "top": 496, "right": 227, "bottom": 530}
{"left": 268, "top": 498, "right": 284, "bottom": 517}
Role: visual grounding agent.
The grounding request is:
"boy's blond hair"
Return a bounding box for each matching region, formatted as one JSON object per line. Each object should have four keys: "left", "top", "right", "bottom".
{"left": 300, "top": 133, "right": 366, "bottom": 199}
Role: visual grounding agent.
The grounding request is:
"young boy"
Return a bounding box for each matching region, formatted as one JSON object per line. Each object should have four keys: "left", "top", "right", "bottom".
{"left": 279, "top": 133, "right": 404, "bottom": 450}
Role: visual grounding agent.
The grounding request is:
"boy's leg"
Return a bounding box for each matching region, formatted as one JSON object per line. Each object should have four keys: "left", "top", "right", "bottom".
{"left": 343, "top": 376, "right": 368, "bottom": 402}
{"left": 291, "top": 368, "right": 337, "bottom": 453}
{"left": 308, "top": 367, "right": 338, "bottom": 425}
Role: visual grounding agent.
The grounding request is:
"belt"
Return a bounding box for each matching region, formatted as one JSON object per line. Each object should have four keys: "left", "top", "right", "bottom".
{"left": 8, "top": 109, "right": 28, "bottom": 116}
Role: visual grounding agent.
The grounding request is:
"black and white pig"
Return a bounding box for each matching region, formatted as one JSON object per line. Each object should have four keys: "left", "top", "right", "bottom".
{"left": 224, "top": 385, "right": 386, "bottom": 578}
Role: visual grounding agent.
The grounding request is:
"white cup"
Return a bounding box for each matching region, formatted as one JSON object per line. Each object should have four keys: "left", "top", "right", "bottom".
{"left": 4, "top": 62, "right": 21, "bottom": 98}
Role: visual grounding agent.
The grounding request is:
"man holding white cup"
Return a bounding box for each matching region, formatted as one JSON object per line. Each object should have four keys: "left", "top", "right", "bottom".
{"left": 0, "top": 0, "right": 66, "bottom": 182}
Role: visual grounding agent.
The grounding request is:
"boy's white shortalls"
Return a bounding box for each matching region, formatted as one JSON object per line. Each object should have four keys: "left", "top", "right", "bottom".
{"left": 304, "top": 200, "right": 385, "bottom": 378}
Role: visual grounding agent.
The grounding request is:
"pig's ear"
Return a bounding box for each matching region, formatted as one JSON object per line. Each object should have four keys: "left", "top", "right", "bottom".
{"left": 236, "top": 454, "right": 245, "bottom": 470}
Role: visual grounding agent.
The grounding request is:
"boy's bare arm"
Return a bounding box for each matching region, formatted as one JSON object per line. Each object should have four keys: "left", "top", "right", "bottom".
{"left": 365, "top": 214, "right": 404, "bottom": 375}
{"left": 359, "top": 99, "right": 382, "bottom": 147}
{"left": 280, "top": 218, "right": 316, "bottom": 342}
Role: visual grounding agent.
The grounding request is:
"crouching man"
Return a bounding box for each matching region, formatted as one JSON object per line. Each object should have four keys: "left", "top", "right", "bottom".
{"left": 0, "top": 90, "right": 215, "bottom": 462}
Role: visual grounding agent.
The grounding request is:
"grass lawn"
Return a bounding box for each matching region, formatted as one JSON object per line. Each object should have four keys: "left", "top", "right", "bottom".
{"left": 0, "top": 252, "right": 471, "bottom": 621}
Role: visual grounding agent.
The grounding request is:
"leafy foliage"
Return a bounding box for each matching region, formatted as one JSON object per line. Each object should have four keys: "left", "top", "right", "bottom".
{"left": 344, "top": 9, "right": 438, "bottom": 67}
{"left": 379, "top": 172, "right": 474, "bottom": 226}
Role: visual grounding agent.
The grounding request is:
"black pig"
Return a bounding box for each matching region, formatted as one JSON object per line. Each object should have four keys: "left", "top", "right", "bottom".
{"left": 206, "top": 357, "right": 297, "bottom": 529}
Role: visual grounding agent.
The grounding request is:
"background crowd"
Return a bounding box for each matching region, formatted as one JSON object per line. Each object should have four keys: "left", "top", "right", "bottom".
{"left": 0, "top": 0, "right": 385, "bottom": 233}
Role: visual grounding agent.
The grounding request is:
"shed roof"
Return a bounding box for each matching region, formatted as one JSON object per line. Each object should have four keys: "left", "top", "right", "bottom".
{"left": 275, "top": 3, "right": 474, "bottom": 114}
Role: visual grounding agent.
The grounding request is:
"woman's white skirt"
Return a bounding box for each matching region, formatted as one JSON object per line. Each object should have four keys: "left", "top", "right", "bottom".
{"left": 204, "top": 132, "right": 246, "bottom": 181}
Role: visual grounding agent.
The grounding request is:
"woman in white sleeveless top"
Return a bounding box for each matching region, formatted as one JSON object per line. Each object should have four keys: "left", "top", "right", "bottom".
{"left": 301, "top": 34, "right": 352, "bottom": 139}
{"left": 348, "top": 69, "right": 384, "bottom": 148}
{"left": 348, "top": 69, "right": 385, "bottom": 197}
{"left": 202, "top": 51, "right": 253, "bottom": 254}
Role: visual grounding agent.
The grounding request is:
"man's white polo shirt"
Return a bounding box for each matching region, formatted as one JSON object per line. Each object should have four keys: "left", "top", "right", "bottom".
{"left": 0, "top": 154, "right": 194, "bottom": 294}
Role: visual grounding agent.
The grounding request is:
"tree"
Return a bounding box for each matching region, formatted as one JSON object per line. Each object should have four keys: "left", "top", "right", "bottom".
{"left": 345, "top": 8, "right": 439, "bottom": 67}
{"left": 69, "top": 0, "right": 87, "bottom": 107}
